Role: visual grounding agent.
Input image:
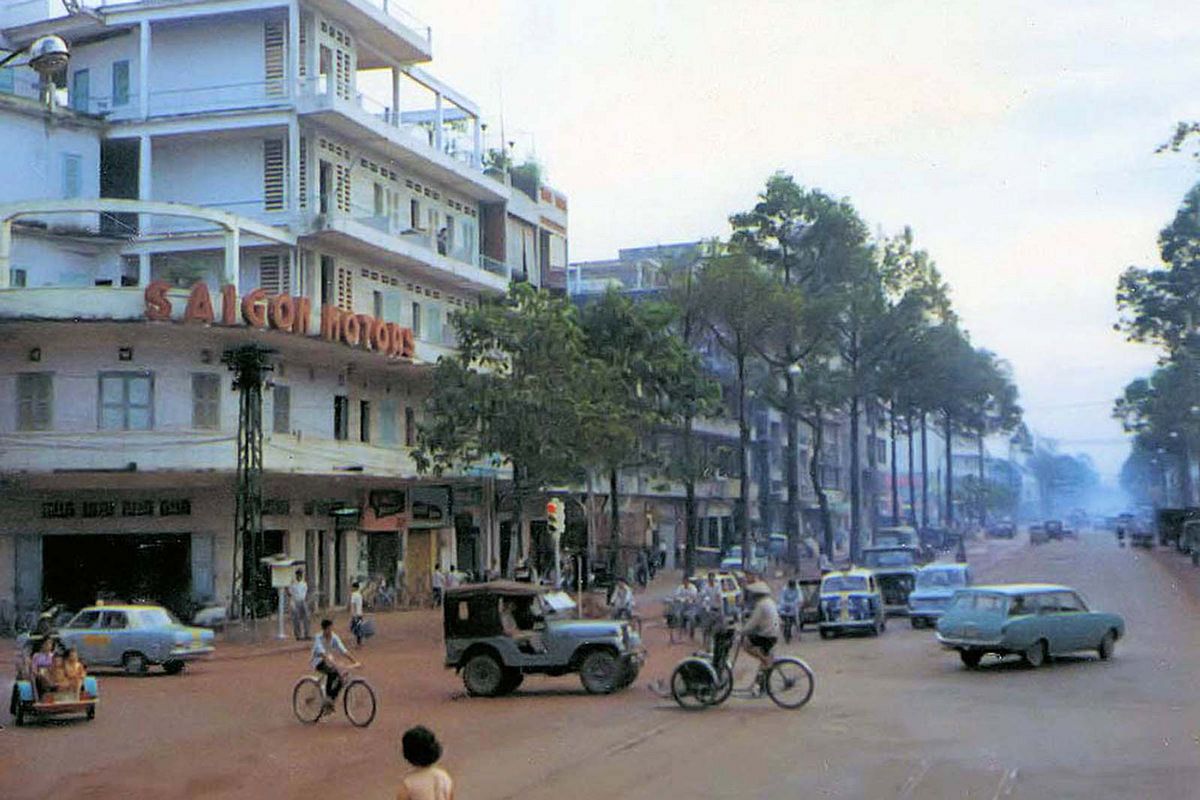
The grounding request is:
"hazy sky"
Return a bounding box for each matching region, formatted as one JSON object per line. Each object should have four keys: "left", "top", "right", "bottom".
{"left": 403, "top": 0, "right": 1200, "bottom": 479}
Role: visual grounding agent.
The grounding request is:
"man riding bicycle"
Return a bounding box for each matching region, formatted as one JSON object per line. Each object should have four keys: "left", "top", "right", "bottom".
{"left": 741, "top": 581, "right": 781, "bottom": 693}
{"left": 311, "top": 618, "right": 361, "bottom": 710}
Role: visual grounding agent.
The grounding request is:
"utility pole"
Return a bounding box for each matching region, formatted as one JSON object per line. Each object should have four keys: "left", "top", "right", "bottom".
{"left": 223, "top": 344, "right": 274, "bottom": 620}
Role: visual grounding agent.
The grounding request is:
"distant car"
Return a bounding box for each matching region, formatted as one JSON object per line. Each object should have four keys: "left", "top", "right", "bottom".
{"left": 1130, "top": 521, "right": 1154, "bottom": 548}
{"left": 987, "top": 523, "right": 1016, "bottom": 539}
{"left": 1044, "top": 520, "right": 1065, "bottom": 541}
{"left": 860, "top": 546, "right": 919, "bottom": 615}
{"left": 908, "top": 563, "right": 972, "bottom": 628}
{"left": 54, "top": 604, "right": 215, "bottom": 675}
{"left": 936, "top": 584, "right": 1125, "bottom": 669}
{"left": 720, "top": 544, "right": 768, "bottom": 574}
{"left": 443, "top": 581, "right": 644, "bottom": 696}
{"left": 1029, "top": 524, "right": 1048, "bottom": 545}
{"left": 818, "top": 568, "right": 885, "bottom": 638}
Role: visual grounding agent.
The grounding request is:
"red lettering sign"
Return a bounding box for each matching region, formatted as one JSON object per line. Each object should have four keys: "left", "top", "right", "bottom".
{"left": 183, "top": 283, "right": 214, "bottom": 324}
{"left": 144, "top": 281, "right": 172, "bottom": 321}
{"left": 241, "top": 288, "right": 268, "bottom": 328}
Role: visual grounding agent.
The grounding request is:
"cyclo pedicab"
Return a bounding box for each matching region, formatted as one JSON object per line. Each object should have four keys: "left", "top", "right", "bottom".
{"left": 667, "top": 586, "right": 814, "bottom": 711}
{"left": 10, "top": 634, "right": 99, "bottom": 726}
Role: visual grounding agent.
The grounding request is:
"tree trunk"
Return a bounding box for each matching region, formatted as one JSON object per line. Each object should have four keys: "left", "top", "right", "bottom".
{"left": 849, "top": 390, "right": 862, "bottom": 563}
{"left": 609, "top": 467, "right": 621, "bottom": 573}
{"left": 785, "top": 372, "right": 801, "bottom": 571}
{"left": 944, "top": 412, "right": 954, "bottom": 526}
{"left": 867, "top": 401, "right": 879, "bottom": 545}
{"left": 736, "top": 349, "right": 752, "bottom": 571}
{"left": 890, "top": 403, "right": 900, "bottom": 526}
{"left": 920, "top": 412, "right": 930, "bottom": 528}
{"left": 977, "top": 432, "right": 986, "bottom": 526}
{"left": 683, "top": 413, "right": 697, "bottom": 578}
{"left": 1179, "top": 445, "right": 1194, "bottom": 507}
{"left": 806, "top": 409, "right": 834, "bottom": 559}
{"left": 510, "top": 461, "right": 524, "bottom": 579}
{"left": 906, "top": 414, "right": 917, "bottom": 527}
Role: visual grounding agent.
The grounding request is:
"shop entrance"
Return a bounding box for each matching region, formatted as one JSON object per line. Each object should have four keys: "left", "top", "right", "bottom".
{"left": 42, "top": 533, "right": 192, "bottom": 617}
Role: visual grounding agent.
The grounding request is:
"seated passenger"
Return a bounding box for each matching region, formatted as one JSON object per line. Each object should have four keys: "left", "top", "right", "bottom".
{"left": 64, "top": 648, "right": 87, "bottom": 698}
{"left": 31, "top": 638, "right": 56, "bottom": 698}
{"left": 46, "top": 653, "right": 69, "bottom": 699}
{"left": 610, "top": 579, "right": 635, "bottom": 621}
{"left": 500, "top": 598, "right": 544, "bottom": 654}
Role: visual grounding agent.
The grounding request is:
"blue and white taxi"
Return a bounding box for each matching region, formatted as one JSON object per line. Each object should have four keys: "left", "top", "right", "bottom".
{"left": 57, "top": 604, "right": 215, "bottom": 675}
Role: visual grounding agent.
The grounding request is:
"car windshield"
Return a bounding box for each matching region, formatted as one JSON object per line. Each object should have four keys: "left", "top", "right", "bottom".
{"left": 917, "top": 569, "right": 965, "bottom": 589}
{"left": 539, "top": 591, "right": 577, "bottom": 614}
{"left": 64, "top": 610, "right": 102, "bottom": 629}
{"left": 823, "top": 575, "right": 868, "bottom": 592}
{"left": 865, "top": 550, "right": 914, "bottom": 567}
{"left": 949, "top": 592, "right": 1007, "bottom": 612}
{"left": 138, "top": 608, "right": 179, "bottom": 627}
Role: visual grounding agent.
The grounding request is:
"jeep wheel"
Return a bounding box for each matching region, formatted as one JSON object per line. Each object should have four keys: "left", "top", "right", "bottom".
{"left": 497, "top": 668, "right": 524, "bottom": 695}
{"left": 462, "top": 653, "right": 505, "bottom": 697}
{"left": 579, "top": 650, "right": 621, "bottom": 694}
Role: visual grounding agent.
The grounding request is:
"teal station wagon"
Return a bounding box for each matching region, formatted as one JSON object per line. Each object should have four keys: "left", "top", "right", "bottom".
{"left": 936, "top": 584, "right": 1124, "bottom": 669}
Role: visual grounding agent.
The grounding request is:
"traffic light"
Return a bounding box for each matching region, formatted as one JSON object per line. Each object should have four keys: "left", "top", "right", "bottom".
{"left": 546, "top": 498, "right": 565, "bottom": 538}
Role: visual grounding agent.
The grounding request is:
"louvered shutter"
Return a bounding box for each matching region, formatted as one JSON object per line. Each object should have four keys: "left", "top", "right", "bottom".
{"left": 263, "top": 139, "right": 285, "bottom": 211}
{"left": 259, "top": 253, "right": 290, "bottom": 295}
{"left": 264, "top": 20, "right": 286, "bottom": 97}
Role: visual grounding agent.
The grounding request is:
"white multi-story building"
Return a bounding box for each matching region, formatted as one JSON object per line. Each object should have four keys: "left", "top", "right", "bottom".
{"left": 0, "top": 0, "right": 569, "bottom": 620}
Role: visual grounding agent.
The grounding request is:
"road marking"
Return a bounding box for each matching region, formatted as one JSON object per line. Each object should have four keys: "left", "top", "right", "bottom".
{"left": 991, "top": 767, "right": 1019, "bottom": 800}
{"left": 895, "top": 759, "right": 930, "bottom": 799}
{"left": 607, "top": 721, "right": 675, "bottom": 755}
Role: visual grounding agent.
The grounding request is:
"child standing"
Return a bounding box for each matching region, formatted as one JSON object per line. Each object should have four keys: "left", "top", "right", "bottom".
{"left": 396, "top": 726, "right": 454, "bottom": 800}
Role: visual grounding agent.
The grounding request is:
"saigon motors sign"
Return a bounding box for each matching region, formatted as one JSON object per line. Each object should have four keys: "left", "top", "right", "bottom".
{"left": 144, "top": 281, "right": 415, "bottom": 360}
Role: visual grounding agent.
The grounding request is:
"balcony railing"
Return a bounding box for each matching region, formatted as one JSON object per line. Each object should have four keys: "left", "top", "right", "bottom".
{"left": 361, "top": 0, "right": 432, "bottom": 46}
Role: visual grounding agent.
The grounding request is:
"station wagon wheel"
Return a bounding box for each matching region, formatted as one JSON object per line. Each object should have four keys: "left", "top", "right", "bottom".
{"left": 579, "top": 649, "right": 620, "bottom": 694}
{"left": 1098, "top": 630, "right": 1116, "bottom": 661}
{"left": 462, "top": 653, "right": 504, "bottom": 697}
{"left": 1023, "top": 640, "right": 1047, "bottom": 668}
{"left": 163, "top": 660, "right": 185, "bottom": 675}
{"left": 959, "top": 650, "right": 983, "bottom": 669}
{"left": 123, "top": 652, "right": 148, "bottom": 676}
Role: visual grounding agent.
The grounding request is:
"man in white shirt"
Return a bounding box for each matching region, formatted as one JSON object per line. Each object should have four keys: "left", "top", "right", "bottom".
{"left": 432, "top": 563, "right": 445, "bottom": 607}
{"left": 610, "top": 578, "right": 635, "bottom": 620}
{"left": 311, "top": 618, "right": 360, "bottom": 711}
{"left": 349, "top": 581, "right": 365, "bottom": 646}
{"left": 288, "top": 569, "right": 310, "bottom": 640}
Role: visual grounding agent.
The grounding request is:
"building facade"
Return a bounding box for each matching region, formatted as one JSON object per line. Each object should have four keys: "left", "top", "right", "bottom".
{"left": 0, "top": 0, "right": 567, "bottom": 619}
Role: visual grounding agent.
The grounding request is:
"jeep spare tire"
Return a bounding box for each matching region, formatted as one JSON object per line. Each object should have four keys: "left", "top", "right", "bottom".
{"left": 462, "top": 653, "right": 505, "bottom": 697}
{"left": 579, "top": 649, "right": 621, "bottom": 694}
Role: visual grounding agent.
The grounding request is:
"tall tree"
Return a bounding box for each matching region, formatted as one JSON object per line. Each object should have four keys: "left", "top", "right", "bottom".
{"left": 695, "top": 252, "right": 787, "bottom": 569}
{"left": 414, "top": 283, "right": 591, "bottom": 577}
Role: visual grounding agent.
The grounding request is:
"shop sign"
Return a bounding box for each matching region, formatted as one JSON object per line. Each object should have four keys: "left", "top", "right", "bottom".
{"left": 262, "top": 498, "right": 290, "bottom": 516}
{"left": 159, "top": 499, "right": 192, "bottom": 517}
{"left": 82, "top": 501, "right": 116, "bottom": 518}
{"left": 41, "top": 501, "right": 76, "bottom": 519}
{"left": 144, "top": 282, "right": 416, "bottom": 361}
{"left": 40, "top": 498, "right": 192, "bottom": 519}
{"left": 410, "top": 486, "right": 450, "bottom": 527}
{"left": 368, "top": 490, "right": 405, "bottom": 518}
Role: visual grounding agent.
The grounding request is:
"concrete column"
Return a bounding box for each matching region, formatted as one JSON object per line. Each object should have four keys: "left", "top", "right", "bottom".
{"left": 138, "top": 134, "right": 152, "bottom": 236}
{"left": 391, "top": 68, "right": 401, "bottom": 127}
{"left": 434, "top": 92, "right": 444, "bottom": 152}
{"left": 139, "top": 20, "right": 150, "bottom": 119}
{"left": 138, "top": 253, "right": 151, "bottom": 287}
{"left": 288, "top": 0, "right": 301, "bottom": 99}
{"left": 0, "top": 219, "right": 11, "bottom": 289}
{"left": 288, "top": 117, "right": 301, "bottom": 214}
{"left": 472, "top": 115, "right": 482, "bottom": 168}
{"left": 223, "top": 226, "right": 240, "bottom": 287}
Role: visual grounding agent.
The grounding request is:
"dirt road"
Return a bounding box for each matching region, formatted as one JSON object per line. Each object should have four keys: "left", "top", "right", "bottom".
{"left": 2, "top": 532, "right": 1196, "bottom": 799}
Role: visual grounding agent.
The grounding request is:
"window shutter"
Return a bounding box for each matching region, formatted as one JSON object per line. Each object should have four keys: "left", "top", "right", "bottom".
{"left": 298, "top": 136, "right": 308, "bottom": 210}
{"left": 336, "top": 265, "right": 353, "bottom": 312}
{"left": 263, "top": 139, "right": 285, "bottom": 211}
{"left": 62, "top": 154, "right": 81, "bottom": 199}
{"left": 335, "top": 163, "right": 351, "bottom": 213}
{"left": 298, "top": 16, "right": 308, "bottom": 78}
{"left": 264, "top": 20, "right": 286, "bottom": 97}
{"left": 259, "top": 253, "right": 290, "bottom": 295}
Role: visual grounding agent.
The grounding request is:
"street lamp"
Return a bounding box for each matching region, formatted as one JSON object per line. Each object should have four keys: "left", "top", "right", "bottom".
{"left": 0, "top": 35, "right": 70, "bottom": 106}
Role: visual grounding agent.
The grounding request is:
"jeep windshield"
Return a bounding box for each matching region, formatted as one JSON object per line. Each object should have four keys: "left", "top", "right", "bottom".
{"left": 823, "top": 575, "right": 869, "bottom": 592}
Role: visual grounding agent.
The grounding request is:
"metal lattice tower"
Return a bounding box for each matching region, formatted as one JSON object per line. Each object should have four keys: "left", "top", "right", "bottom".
{"left": 222, "top": 345, "right": 274, "bottom": 620}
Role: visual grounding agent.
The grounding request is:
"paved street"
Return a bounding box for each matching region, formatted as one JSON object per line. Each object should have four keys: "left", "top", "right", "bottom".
{"left": 2, "top": 532, "right": 1198, "bottom": 799}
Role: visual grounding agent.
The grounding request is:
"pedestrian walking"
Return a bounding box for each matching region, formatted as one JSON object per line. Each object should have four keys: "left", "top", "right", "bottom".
{"left": 396, "top": 725, "right": 455, "bottom": 800}
{"left": 288, "top": 569, "right": 310, "bottom": 640}
{"left": 349, "top": 581, "right": 365, "bottom": 646}
{"left": 432, "top": 563, "right": 445, "bottom": 607}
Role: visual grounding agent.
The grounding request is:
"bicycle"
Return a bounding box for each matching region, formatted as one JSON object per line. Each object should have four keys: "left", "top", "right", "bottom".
{"left": 669, "top": 627, "right": 814, "bottom": 710}
{"left": 292, "top": 664, "right": 377, "bottom": 727}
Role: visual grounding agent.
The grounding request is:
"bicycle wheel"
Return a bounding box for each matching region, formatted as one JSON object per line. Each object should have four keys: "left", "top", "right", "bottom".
{"left": 670, "top": 660, "right": 717, "bottom": 709}
{"left": 706, "top": 663, "right": 733, "bottom": 706}
{"left": 342, "top": 679, "right": 377, "bottom": 727}
{"left": 293, "top": 677, "right": 325, "bottom": 723}
{"left": 765, "top": 657, "right": 814, "bottom": 709}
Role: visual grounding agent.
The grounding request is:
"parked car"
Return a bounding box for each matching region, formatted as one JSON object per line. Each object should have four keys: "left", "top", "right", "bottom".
{"left": 46, "top": 604, "right": 215, "bottom": 675}
{"left": 986, "top": 522, "right": 1016, "bottom": 539}
{"left": 443, "top": 581, "right": 645, "bottom": 696}
{"left": 908, "top": 563, "right": 972, "bottom": 628}
{"left": 860, "top": 546, "right": 920, "bottom": 615}
{"left": 936, "top": 584, "right": 1125, "bottom": 669}
{"left": 920, "top": 527, "right": 951, "bottom": 552}
{"left": 818, "top": 568, "right": 885, "bottom": 638}
{"left": 1130, "top": 519, "right": 1154, "bottom": 548}
{"left": 720, "top": 544, "right": 769, "bottom": 574}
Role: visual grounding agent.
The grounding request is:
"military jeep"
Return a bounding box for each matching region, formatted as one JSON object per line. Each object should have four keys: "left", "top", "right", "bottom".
{"left": 443, "top": 581, "right": 645, "bottom": 697}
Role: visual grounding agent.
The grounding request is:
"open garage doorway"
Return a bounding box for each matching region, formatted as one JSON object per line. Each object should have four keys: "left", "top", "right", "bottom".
{"left": 42, "top": 534, "right": 192, "bottom": 617}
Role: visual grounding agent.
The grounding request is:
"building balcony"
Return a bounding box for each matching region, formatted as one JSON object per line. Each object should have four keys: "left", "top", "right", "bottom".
{"left": 297, "top": 80, "right": 507, "bottom": 204}
{"left": 306, "top": 207, "right": 509, "bottom": 294}
{"left": 306, "top": 0, "right": 432, "bottom": 64}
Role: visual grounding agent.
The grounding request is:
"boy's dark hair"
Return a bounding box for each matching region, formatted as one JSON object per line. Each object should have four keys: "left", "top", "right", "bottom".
{"left": 402, "top": 725, "right": 443, "bottom": 767}
{"left": 352, "top": 581, "right": 360, "bottom": 589}
{"left": 320, "top": 618, "right": 333, "bottom": 630}
{"left": 295, "top": 569, "right": 304, "bottom": 579}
